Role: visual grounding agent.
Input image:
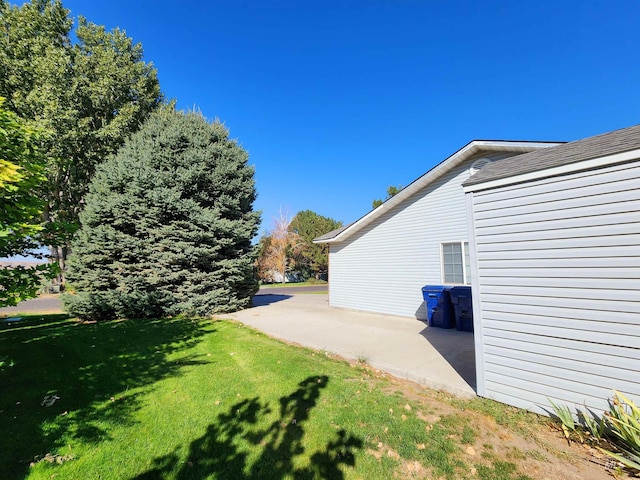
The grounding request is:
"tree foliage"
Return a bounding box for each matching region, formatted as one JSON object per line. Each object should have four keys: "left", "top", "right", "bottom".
{"left": 288, "top": 210, "right": 342, "bottom": 279}
{"left": 372, "top": 185, "right": 402, "bottom": 209}
{"left": 256, "top": 210, "right": 342, "bottom": 282}
{"left": 0, "top": 0, "right": 163, "bottom": 280}
{"left": 63, "top": 108, "right": 260, "bottom": 320}
{"left": 256, "top": 210, "right": 303, "bottom": 284}
{"left": 0, "top": 97, "right": 57, "bottom": 306}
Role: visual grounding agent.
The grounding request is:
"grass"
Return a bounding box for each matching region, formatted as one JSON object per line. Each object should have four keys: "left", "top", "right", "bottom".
{"left": 1, "top": 314, "right": 551, "bottom": 479}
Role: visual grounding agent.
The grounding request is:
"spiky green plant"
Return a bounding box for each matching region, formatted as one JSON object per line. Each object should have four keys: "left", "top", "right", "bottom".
{"left": 577, "top": 405, "right": 605, "bottom": 442}
{"left": 598, "top": 391, "right": 640, "bottom": 473}
{"left": 548, "top": 399, "right": 575, "bottom": 441}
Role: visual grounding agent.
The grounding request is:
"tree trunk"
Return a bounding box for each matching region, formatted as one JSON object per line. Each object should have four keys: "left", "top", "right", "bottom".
{"left": 280, "top": 252, "right": 287, "bottom": 285}
{"left": 50, "top": 244, "right": 67, "bottom": 288}
{"left": 43, "top": 206, "right": 68, "bottom": 289}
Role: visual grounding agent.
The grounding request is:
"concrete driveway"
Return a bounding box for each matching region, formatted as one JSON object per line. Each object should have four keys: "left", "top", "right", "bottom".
{"left": 228, "top": 291, "right": 476, "bottom": 398}
{"left": 0, "top": 295, "right": 64, "bottom": 316}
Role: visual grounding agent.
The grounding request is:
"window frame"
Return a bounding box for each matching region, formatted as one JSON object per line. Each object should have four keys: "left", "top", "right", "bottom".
{"left": 440, "top": 240, "right": 471, "bottom": 285}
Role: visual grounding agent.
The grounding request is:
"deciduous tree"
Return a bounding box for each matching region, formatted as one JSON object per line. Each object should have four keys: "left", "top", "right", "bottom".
{"left": 0, "top": 0, "right": 163, "bottom": 283}
{"left": 63, "top": 108, "right": 259, "bottom": 320}
{"left": 288, "top": 210, "right": 342, "bottom": 279}
{"left": 256, "top": 210, "right": 303, "bottom": 284}
{"left": 0, "top": 98, "right": 57, "bottom": 306}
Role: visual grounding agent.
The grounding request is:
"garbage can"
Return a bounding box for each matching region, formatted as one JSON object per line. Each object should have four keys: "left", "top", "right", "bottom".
{"left": 421, "top": 285, "right": 455, "bottom": 328}
{"left": 449, "top": 286, "right": 473, "bottom": 332}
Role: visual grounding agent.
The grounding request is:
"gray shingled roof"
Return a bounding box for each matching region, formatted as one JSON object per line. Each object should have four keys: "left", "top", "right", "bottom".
{"left": 465, "top": 124, "right": 640, "bottom": 186}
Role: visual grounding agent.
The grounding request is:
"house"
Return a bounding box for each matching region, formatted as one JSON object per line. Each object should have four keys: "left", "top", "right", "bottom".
{"left": 315, "top": 124, "right": 640, "bottom": 415}
{"left": 314, "top": 139, "right": 561, "bottom": 319}
{"left": 463, "top": 124, "right": 640, "bottom": 414}
{"left": 266, "top": 270, "right": 303, "bottom": 284}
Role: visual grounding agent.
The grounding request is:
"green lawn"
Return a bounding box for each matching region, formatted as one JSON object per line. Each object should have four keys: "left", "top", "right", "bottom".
{"left": 0, "top": 314, "right": 587, "bottom": 480}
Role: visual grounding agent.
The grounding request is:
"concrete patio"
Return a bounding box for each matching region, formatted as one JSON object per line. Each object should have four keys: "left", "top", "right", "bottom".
{"left": 227, "top": 291, "right": 476, "bottom": 398}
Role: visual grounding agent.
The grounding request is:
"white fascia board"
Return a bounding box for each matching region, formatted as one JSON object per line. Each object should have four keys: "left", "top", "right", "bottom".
{"left": 471, "top": 140, "right": 562, "bottom": 152}
{"left": 463, "top": 148, "right": 640, "bottom": 193}
{"left": 320, "top": 140, "right": 561, "bottom": 244}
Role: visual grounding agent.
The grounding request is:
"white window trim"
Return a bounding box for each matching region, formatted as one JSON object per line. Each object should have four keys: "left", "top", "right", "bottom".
{"left": 440, "top": 240, "right": 470, "bottom": 285}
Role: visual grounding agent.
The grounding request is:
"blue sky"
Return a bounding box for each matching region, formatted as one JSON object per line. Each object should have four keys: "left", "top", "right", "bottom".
{"left": 62, "top": 0, "right": 640, "bottom": 235}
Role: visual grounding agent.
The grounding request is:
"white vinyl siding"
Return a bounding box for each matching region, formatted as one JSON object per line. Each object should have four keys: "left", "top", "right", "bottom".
{"left": 328, "top": 153, "right": 510, "bottom": 319}
{"left": 467, "top": 159, "right": 640, "bottom": 414}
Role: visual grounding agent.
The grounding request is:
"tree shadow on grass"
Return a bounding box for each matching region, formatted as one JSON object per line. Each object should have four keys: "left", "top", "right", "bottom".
{"left": 134, "top": 375, "right": 363, "bottom": 480}
{"left": 0, "top": 314, "right": 212, "bottom": 479}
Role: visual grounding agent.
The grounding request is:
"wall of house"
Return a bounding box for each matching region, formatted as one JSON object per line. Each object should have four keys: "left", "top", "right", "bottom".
{"left": 328, "top": 152, "right": 512, "bottom": 319}
{"left": 467, "top": 159, "right": 640, "bottom": 414}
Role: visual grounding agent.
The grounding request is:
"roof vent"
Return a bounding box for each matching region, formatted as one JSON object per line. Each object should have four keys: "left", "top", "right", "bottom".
{"left": 469, "top": 157, "right": 492, "bottom": 176}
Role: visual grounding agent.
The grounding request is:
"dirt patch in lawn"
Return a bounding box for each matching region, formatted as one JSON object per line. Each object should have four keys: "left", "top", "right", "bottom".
{"left": 360, "top": 364, "right": 625, "bottom": 480}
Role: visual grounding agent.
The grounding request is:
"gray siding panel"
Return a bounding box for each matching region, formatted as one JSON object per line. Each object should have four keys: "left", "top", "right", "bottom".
{"left": 481, "top": 319, "right": 638, "bottom": 348}
{"left": 466, "top": 192, "right": 486, "bottom": 397}
{"left": 480, "top": 301, "right": 639, "bottom": 326}
{"left": 484, "top": 336, "right": 640, "bottom": 369}
{"left": 485, "top": 359, "right": 639, "bottom": 397}
{"left": 469, "top": 159, "right": 640, "bottom": 413}
{"left": 472, "top": 163, "right": 640, "bottom": 211}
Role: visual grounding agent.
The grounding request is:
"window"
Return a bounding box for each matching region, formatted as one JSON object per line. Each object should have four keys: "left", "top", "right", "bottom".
{"left": 442, "top": 241, "right": 471, "bottom": 285}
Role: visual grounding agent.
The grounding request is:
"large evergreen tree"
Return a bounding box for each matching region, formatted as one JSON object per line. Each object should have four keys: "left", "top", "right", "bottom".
{"left": 63, "top": 108, "right": 260, "bottom": 320}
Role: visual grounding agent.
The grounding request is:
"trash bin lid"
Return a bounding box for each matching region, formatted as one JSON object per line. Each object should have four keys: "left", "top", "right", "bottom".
{"left": 449, "top": 286, "right": 472, "bottom": 297}
{"left": 421, "top": 285, "right": 448, "bottom": 292}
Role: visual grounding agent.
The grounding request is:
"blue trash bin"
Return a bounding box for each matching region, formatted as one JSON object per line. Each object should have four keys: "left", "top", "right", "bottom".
{"left": 421, "top": 285, "right": 455, "bottom": 328}
{"left": 449, "top": 286, "right": 474, "bottom": 332}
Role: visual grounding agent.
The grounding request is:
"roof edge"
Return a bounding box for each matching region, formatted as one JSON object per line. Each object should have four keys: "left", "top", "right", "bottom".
{"left": 464, "top": 123, "right": 640, "bottom": 188}
{"left": 464, "top": 146, "right": 640, "bottom": 193}
{"left": 314, "top": 139, "right": 562, "bottom": 244}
